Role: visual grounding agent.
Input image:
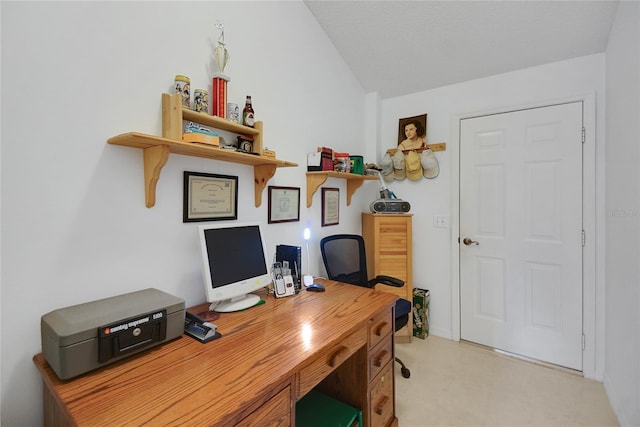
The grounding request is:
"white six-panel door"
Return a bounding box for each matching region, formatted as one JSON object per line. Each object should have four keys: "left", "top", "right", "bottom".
{"left": 460, "top": 102, "right": 583, "bottom": 370}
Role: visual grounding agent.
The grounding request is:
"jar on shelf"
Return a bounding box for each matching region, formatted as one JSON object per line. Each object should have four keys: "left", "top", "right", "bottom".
{"left": 350, "top": 155, "right": 364, "bottom": 174}
{"left": 334, "top": 152, "right": 351, "bottom": 173}
{"left": 174, "top": 75, "right": 191, "bottom": 108}
{"left": 227, "top": 102, "right": 240, "bottom": 123}
{"left": 194, "top": 89, "right": 208, "bottom": 113}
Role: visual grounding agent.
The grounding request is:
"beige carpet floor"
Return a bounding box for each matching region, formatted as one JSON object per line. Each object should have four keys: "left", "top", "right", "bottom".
{"left": 394, "top": 335, "right": 618, "bottom": 426}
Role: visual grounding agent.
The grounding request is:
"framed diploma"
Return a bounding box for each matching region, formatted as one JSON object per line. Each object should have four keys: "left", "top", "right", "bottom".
{"left": 183, "top": 171, "right": 238, "bottom": 222}
{"left": 268, "top": 186, "right": 300, "bottom": 224}
{"left": 321, "top": 187, "right": 339, "bottom": 226}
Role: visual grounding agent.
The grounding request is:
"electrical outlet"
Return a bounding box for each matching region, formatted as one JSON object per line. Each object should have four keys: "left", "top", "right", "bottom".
{"left": 433, "top": 215, "right": 449, "bottom": 228}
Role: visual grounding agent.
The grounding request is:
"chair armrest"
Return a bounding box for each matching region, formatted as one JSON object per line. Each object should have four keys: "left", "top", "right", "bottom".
{"left": 369, "top": 275, "right": 404, "bottom": 288}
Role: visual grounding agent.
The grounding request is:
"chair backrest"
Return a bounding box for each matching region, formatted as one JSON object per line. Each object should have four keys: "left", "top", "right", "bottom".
{"left": 320, "top": 234, "right": 371, "bottom": 288}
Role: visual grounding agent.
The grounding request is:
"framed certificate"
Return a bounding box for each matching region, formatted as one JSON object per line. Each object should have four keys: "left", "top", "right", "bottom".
{"left": 268, "top": 186, "right": 300, "bottom": 224}
{"left": 321, "top": 187, "right": 339, "bottom": 226}
{"left": 183, "top": 171, "right": 238, "bottom": 222}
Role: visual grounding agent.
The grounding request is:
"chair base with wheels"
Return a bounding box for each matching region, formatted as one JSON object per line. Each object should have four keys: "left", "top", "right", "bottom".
{"left": 394, "top": 298, "right": 412, "bottom": 378}
{"left": 320, "top": 234, "right": 411, "bottom": 379}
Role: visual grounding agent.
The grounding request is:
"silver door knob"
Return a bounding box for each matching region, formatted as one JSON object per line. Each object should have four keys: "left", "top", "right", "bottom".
{"left": 463, "top": 237, "right": 479, "bottom": 246}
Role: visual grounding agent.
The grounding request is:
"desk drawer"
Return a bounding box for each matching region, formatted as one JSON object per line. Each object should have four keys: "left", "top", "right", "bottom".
{"left": 369, "top": 308, "right": 393, "bottom": 350}
{"left": 297, "top": 328, "right": 366, "bottom": 397}
{"left": 369, "top": 336, "right": 393, "bottom": 380}
{"left": 237, "top": 385, "right": 291, "bottom": 426}
{"left": 370, "top": 363, "right": 394, "bottom": 427}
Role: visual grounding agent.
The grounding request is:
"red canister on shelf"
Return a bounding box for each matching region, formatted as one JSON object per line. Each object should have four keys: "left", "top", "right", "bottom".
{"left": 334, "top": 153, "right": 350, "bottom": 173}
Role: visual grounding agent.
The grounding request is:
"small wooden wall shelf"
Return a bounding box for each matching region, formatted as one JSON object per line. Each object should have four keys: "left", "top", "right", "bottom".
{"left": 386, "top": 142, "right": 446, "bottom": 155}
{"left": 306, "top": 171, "right": 377, "bottom": 208}
{"left": 107, "top": 93, "right": 297, "bottom": 208}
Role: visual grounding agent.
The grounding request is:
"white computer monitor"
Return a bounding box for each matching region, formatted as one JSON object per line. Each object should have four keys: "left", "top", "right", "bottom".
{"left": 198, "top": 222, "right": 271, "bottom": 312}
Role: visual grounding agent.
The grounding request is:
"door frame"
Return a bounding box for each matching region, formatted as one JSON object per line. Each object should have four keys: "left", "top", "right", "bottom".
{"left": 450, "top": 93, "right": 601, "bottom": 380}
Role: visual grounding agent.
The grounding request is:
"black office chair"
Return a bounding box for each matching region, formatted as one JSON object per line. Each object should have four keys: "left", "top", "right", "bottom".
{"left": 320, "top": 234, "right": 411, "bottom": 378}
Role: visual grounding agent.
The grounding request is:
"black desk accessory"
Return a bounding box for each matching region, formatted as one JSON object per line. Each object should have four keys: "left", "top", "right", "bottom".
{"left": 184, "top": 311, "right": 221, "bottom": 343}
{"left": 276, "top": 244, "right": 302, "bottom": 292}
{"left": 306, "top": 283, "right": 325, "bottom": 292}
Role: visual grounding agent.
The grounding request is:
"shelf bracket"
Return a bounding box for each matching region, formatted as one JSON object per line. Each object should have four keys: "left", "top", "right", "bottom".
{"left": 143, "top": 145, "right": 170, "bottom": 208}
{"left": 346, "top": 179, "right": 365, "bottom": 206}
{"left": 306, "top": 173, "right": 329, "bottom": 207}
{"left": 254, "top": 164, "right": 277, "bottom": 207}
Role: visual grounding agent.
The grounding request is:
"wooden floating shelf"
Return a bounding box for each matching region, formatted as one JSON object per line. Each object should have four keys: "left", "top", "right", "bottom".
{"left": 386, "top": 142, "right": 446, "bottom": 155}
{"left": 108, "top": 132, "right": 296, "bottom": 167}
{"left": 108, "top": 92, "right": 298, "bottom": 209}
{"left": 108, "top": 132, "right": 297, "bottom": 208}
{"left": 306, "top": 171, "right": 377, "bottom": 208}
{"left": 180, "top": 109, "right": 261, "bottom": 136}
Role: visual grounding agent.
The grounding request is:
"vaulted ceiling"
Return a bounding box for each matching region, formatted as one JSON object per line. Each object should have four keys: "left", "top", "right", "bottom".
{"left": 304, "top": 1, "right": 619, "bottom": 99}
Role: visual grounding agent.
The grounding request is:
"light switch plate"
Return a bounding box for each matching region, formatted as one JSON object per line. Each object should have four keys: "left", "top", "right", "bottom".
{"left": 433, "top": 215, "right": 449, "bottom": 228}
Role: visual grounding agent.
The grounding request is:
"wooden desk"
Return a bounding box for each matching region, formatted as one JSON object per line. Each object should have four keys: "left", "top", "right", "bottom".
{"left": 34, "top": 280, "right": 398, "bottom": 426}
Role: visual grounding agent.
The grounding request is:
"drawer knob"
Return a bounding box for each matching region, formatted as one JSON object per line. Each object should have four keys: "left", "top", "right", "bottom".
{"left": 375, "top": 395, "right": 390, "bottom": 415}
{"left": 374, "top": 350, "right": 388, "bottom": 367}
{"left": 374, "top": 321, "right": 389, "bottom": 336}
{"left": 328, "top": 345, "right": 348, "bottom": 367}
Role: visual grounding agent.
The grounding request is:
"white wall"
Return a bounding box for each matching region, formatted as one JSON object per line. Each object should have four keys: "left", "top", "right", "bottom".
{"left": 4, "top": 1, "right": 637, "bottom": 425}
{"left": 604, "top": 2, "right": 640, "bottom": 425}
{"left": 379, "top": 54, "right": 606, "bottom": 375}
{"left": 0, "top": 2, "right": 372, "bottom": 425}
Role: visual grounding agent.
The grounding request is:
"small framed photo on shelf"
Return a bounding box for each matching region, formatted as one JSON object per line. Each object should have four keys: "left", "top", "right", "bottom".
{"left": 183, "top": 171, "right": 238, "bottom": 222}
{"left": 268, "top": 186, "right": 300, "bottom": 224}
{"left": 321, "top": 187, "right": 340, "bottom": 226}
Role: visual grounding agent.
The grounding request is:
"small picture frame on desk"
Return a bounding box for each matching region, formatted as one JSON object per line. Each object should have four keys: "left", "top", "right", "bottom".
{"left": 321, "top": 187, "right": 339, "bottom": 226}
{"left": 268, "top": 186, "right": 300, "bottom": 224}
{"left": 183, "top": 171, "right": 238, "bottom": 222}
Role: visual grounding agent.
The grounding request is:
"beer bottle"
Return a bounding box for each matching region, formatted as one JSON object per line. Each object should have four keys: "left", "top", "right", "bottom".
{"left": 243, "top": 96, "right": 255, "bottom": 127}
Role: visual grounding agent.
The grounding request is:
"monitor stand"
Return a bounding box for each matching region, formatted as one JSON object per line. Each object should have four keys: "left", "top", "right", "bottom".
{"left": 195, "top": 310, "right": 220, "bottom": 322}
{"left": 210, "top": 294, "right": 261, "bottom": 313}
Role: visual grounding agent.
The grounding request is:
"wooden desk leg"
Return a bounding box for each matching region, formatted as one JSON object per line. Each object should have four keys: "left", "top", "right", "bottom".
{"left": 42, "top": 382, "right": 72, "bottom": 427}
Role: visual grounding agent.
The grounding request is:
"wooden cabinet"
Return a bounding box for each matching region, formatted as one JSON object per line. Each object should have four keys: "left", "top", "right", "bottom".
{"left": 362, "top": 213, "right": 413, "bottom": 343}
{"left": 107, "top": 93, "right": 297, "bottom": 208}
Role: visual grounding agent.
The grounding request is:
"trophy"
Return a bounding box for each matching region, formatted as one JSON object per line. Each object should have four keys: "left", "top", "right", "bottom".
{"left": 212, "top": 21, "right": 230, "bottom": 118}
{"left": 214, "top": 21, "right": 230, "bottom": 75}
